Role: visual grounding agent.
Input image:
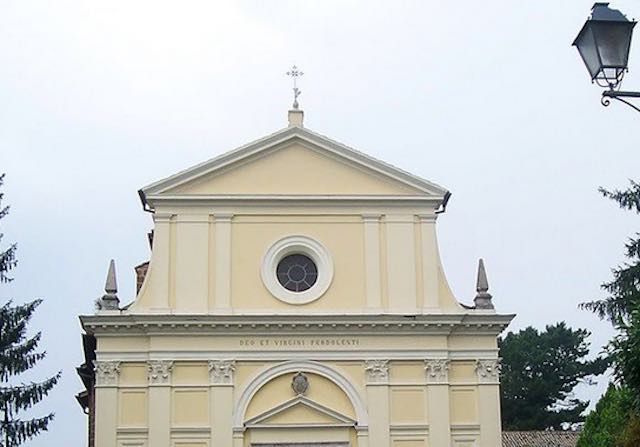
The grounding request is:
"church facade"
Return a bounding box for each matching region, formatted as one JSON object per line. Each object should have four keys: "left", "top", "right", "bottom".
{"left": 78, "top": 108, "right": 513, "bottom": 447}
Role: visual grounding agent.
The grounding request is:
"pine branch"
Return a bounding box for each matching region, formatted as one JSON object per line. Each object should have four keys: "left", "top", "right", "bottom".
{"left": 1, "top": 413, "right": 55, "bottom": 446}
{"left": 0, "top": 373, "right": 61, "bottom": 415}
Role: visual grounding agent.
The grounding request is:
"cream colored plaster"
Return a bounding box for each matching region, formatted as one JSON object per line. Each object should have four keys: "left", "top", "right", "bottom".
{"left": 168, "top": 143, "right": 421, "bottom": 196}
{"left": 262, "top": 403, "right": 342, "bottom": 424}
{"left": 119, "top": 363, "right": 148, "bottom": 386}
{"left": 175, "top": 216, "right": 208, "bottom": 312}
{"left": 231, "top": 217, "right": 365, "bottom": 310}
{"left": 172, "top": 363, "right": 209, "bottom": 385}
{"left": 449, "top": 361, "right": 477, "bottom": 383}
{"left": 234, "top": 362, "right": 268, "bottom": 392}
{"left": 478, "top": 384, "right": 502, "bottom": 447}
{"left": 172, "top": 388, "right": 209, "bottom": 426}
{"left": 98, "top": 337, "right": 149, "bottom": 353}
{"left": 245, "top": 372, "right": 355, "bottom": 420}
{"left": 118, "top": 389, "right": 147, "bottom": 427}
{"left": 246, "top": 426, "right": 352, "bottom": 444}
{"left": 207, "top": 219, "right": 216, "bottom": 309}
{"left": 385, "top": 215, "right": 418, "bottom": 311}
{"left": 390, "top": 361, "right": 424, "bottom": 383}
{"left": 391, "top": 440, "right": 426, "bottom": 447}
{"left": 390, "top": 387, "right": 427, "bottom": 423}
{"left": 95, "top": 387, "right": 117, "bottom": 447}
{"left": 450, "top": 387, "right": 478, "bottom": 424}
{"left": 448, "top": 335, "right": 498, "bottom": 350}
{"left": 169, "top": 217, "right": 177, "bottom": 309}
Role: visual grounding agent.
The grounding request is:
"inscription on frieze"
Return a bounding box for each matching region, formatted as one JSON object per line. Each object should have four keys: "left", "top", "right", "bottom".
{"left": 238, "top": 337, "right": 361, "bottom": 348}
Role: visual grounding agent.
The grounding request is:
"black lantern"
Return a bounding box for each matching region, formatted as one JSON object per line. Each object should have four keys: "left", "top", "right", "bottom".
{"left": 573, "top": 3, "right": 636, "bottom": 88}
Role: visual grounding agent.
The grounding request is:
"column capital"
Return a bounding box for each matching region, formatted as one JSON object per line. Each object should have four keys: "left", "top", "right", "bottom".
{"left": 94, "top": 360, "right": 120, "bottom": 387}
{"left": 148, "top": 360, "right": 174, "bottom": 385}
{"left": 209, "top": 359, "right": 235, "bottom": 385}
{"left": 365, "top": 359, "right": 389, "bottom": 384}
{"left": 424, "top": 358, "right": 449, "bottom": 383}
{"left": 475, "top": 358, "right": 501, "bottom": 384}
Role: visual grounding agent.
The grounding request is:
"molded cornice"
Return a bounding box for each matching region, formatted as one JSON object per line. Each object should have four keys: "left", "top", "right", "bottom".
{"left": 80, "top": 313, "right": 514, "bottom": 336}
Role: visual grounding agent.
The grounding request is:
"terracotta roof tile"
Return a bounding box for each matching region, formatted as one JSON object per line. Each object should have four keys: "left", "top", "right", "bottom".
{"left": 502, "top": 431, "right": 580, "bottom": 447}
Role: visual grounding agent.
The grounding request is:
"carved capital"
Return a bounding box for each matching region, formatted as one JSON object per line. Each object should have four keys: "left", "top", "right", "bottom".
{"left": 475, "top": 359, "right": 501, "bottom": 383}
{"left": 94, "top": 361, "right": 120, "bottom": 386}
{"left": 208, "top": 360, "right": 235, "bottom": 385}
{"left": 424, "top": 359, "right": 449, "bottom": 383}
{"left": 365, "top": 359, "right": 389, "bottom": 383}
{"left": 148, "top": 360, "right": 173, "bottom": 385}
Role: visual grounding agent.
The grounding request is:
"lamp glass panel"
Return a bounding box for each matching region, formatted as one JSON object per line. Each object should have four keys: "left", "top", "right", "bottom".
{"left": 576, "top": 25, "right": 601, "bottom": 78}
{"left": 593, "top": 21, "right": 633, "bottom": 67}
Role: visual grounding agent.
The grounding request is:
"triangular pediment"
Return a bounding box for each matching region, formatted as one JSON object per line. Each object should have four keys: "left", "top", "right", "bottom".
{"left": 244, "top": 395, "right": 356, "bottom": 428}
{"left": 141, "top": 126, "right": 448, "bottom": 204}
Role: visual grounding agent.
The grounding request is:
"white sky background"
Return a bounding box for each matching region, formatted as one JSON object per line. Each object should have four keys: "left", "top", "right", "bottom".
{"left": 1, "top": 0, "right": 639, "bottom": 444}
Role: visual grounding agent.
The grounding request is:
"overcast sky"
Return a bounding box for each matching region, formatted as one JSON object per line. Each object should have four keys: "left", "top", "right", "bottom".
{"left": 2, "top": 1, "right": 640, "bottom": 445}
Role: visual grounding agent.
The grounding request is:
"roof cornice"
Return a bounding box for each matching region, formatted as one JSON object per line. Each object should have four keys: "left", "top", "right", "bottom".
{"left": 80, "top": 313, "right": 514, "bottom": 337}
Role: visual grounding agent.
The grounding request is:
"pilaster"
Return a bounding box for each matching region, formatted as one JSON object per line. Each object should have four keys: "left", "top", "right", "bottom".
{"left": 418, "top": 214, "right": 439, "bottom": 310}
{"left": 476, "top": 359, "right": 502, "bottom": 447}
{"left": 424, "top": 359, "right": 451, "bottom": 446}
{"left": 94, "top": 361, "right": 120, "bottom": 447}
{"left": 364, "top": 360, "right": 389, "bottom": 447}
{"left": 214, "top": 214, "right": 233, "bottom": 311}
{"left": 209, "top": 360, "right": 235, "bottom": 447}
{"left": 148, "top": 360, "right": 173, "bottom": 447}
{"left": 363, "top": 214, "right": 382, "bottom": 310}
{"left": 150, "top": 213, "right": 173, "bottom": 310}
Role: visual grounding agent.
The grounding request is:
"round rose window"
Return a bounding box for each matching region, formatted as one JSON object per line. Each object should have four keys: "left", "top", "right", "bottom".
{"left": 276, "top": 254, "right": 318, "bottom": 292}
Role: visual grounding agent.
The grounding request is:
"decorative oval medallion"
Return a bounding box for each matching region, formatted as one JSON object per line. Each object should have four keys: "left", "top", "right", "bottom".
{"left": 291, "top": 372, "right": 309, "bottom": 395}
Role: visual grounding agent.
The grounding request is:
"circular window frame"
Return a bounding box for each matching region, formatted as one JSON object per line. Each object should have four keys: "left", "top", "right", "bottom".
{"left": 261, "top": 235, "right": 333, "bottom": 305}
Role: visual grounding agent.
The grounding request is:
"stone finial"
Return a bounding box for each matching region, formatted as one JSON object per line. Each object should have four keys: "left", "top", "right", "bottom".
{"left": 97, "top": 259, "right": 120, "bottom": 310}
{"left": 474, "top": 258, "right": 494, "bottom": 309}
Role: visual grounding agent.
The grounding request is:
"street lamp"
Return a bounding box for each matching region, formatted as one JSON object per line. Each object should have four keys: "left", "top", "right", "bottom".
{"left": 573, "top": 2, "right": 639, "bottom": 112}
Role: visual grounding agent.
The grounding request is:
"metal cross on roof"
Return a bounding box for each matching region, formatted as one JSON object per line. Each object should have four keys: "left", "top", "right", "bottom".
{"left": 286, "top": 65, "right": 304, "bottom": 109}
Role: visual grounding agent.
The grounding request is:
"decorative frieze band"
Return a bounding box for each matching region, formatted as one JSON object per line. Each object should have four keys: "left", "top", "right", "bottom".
{"left": 94, "top": 360, "right": 120, "bottom": 386}
{"left": 475, "top": 358, "right": 501, "bottom": 383}
{"left": 365, "top": 359, "right": 389, "bottom": 383}
{"left": 148, "top": 360, "right": 173, "bottom": 385}
{"left": 424, "top": 359, "right": 449, "bottom": 383}
{"left": 209, "top": 360, "right": 235, "bottom": 385}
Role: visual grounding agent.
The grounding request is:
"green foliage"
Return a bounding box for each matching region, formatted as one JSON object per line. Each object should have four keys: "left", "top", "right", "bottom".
{"left": 581, "top": 180, "right": 640, "bottom": 410}
{"left": 577, "top": 384, "right": 634, "bottom": 447}
{"left": 499, "top": 322, "right": 607, "bottom": 430}
{"left": 0, "top": 175, "right": 60, "bottom": 447}
{"left": 0, "top": 175, "right": 17, "bottom": 284}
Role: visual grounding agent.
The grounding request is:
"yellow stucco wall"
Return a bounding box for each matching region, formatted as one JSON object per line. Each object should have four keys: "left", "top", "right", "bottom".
{"left": 168, "top": 143, "right": 421, "bottom": 196}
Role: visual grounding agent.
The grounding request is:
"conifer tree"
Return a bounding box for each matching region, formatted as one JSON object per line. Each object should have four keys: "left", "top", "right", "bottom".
{"left": 581, "top": 180, "right": 640, "bottom": 409}
{"left": 0, "top": 174, "right": 60, "bottom": 446}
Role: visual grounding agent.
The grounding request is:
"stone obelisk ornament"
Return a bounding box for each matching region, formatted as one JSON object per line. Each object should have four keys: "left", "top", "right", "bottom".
{"left": 291, "top": 372, "right": 309, "bottom": 395}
